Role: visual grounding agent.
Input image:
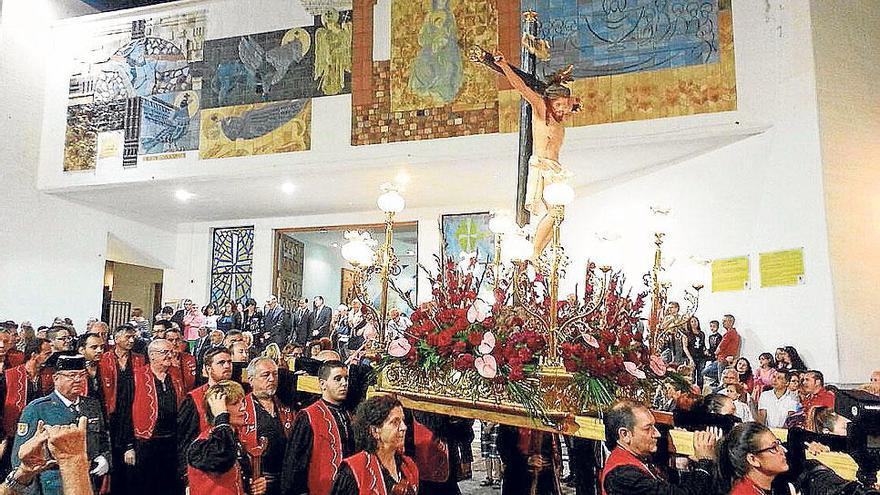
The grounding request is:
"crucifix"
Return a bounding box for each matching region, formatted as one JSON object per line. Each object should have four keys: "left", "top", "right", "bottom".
{"left": 470, "top": 12, "right": 581, "bottom": 258}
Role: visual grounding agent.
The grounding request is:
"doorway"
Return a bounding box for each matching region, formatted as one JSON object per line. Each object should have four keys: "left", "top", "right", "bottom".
{"left": 101, "top": 261, "right": 164, "bottom": 327}
{"left": 272, "top": 223, "right": 418, "bottom": 313}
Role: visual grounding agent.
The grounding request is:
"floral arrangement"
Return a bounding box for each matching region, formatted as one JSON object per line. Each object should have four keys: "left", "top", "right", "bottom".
{"left": 380, "top": 256, "right": 675, "bottom": 417}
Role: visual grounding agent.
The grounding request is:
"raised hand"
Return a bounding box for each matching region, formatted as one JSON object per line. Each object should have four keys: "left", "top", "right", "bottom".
{"left": 46, "top": 416, "right": 88, "bottom": 462}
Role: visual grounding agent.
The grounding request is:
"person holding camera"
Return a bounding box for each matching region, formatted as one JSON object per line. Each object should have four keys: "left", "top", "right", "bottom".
{"left": 718, "top": 422, "right": 789, "bottom": 495}
{"left": 600, "top": 399, "right": 720, "bottom": 495}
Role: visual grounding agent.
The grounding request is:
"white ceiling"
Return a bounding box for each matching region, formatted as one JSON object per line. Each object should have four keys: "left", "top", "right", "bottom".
{"left": 50, "top": 116, "right": 768, "bottom": 229}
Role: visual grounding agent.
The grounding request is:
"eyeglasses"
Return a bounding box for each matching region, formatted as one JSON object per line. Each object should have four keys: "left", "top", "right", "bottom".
{"left": 753, "top": 439, "right": 785, "bottom": 455}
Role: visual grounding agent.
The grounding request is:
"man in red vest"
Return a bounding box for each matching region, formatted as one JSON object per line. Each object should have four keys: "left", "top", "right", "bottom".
{"left": 600, "top": 400, "right": 719, "bottom": 495}
{"left": 0, "top": 331, "right": 25, "bottom": 371}
{"left": 98, "top": 324, "right": 145, "bottom": 494}
{"left": 187, "top": 380, "right": 268, "bottom": 495}
{"left": 281, "top": 360, "right": 355, "bottom": 495}
{"left": 1, "top": 338, "right": 52, "bottom": 476}
{"left": 177, "top": 347, "right": 233, "bottom": 484}
{"left": 165, "top": 327, "right": 198, "bottom": 392}
{"left": 130, "top": 338, "right": 184, "bottom": 495}
{"left": 242, "top": 357, "right": 295, "bottom": 495}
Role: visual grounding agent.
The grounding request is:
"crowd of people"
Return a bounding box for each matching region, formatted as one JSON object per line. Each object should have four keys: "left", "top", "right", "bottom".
{"left": 0, "top": 299, "right": 876, "bottom": 495}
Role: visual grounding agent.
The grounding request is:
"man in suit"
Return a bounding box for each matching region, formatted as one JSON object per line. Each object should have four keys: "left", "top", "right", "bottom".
{"left": 291, "top": 298, "right": 311, "bottom": 345}
{"left": 263, "top": 295, "right": 288, "bottom": 347}
{"left": 309, "top": 296, "right": 333, "bottom": 340}
{"left": 12, "top": 354, "right": 111, "bottom": 495}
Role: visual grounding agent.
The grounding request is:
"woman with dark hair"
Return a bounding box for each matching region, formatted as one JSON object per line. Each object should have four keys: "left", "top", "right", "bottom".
{"left": 774, "top": 348, "right": 787, "bottom": 371}
{"left": 330, "top": 395, "right": 419, "bottom": 495}
{"left": 217, "top": 300, "right": 242, "bottom": 332}
{"left": 241, "top": 298, "right": 264, "bottom": 346}
{"left": 783, "top": 346, "right": 806, "bottom": 371}
{"left": 735, "top": 357, "right": 756, "bottom": 394}
{"left": 203, "top": 303, "right": 220, "bottom": 331}
{"left": 686, "top": 316, "right": 707, "bottom": 387}
{"left": 717, "top": 422, "right": 788, "bottom": 495}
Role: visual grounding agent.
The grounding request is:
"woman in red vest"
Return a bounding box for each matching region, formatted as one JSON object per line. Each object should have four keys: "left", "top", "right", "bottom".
{"left": 330, "top": 395, "right": 418, "bottom": 495}
{"left": 718, "top": 422, "right": 789, "bottom": 495}
{"left": 187, "top": 380, "right": 267, "bottom": 495}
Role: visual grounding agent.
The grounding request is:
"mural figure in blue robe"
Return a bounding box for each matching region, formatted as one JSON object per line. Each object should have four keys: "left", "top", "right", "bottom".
{"left": 408, "top": 0, "right": 463, "bottom": 105}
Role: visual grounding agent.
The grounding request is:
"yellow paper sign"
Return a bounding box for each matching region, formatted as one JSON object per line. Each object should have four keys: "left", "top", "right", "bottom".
{"left": 759, "top": 248, "right": 804, "bottom": 287}
{"left": 712, "top": 256, "right": 750, "bottom": 292}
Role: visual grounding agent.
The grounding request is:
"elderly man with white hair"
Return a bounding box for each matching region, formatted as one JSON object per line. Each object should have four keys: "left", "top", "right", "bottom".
{"left": 385, "top": 307, "right": 412, "bottom": 342}
{"left": 240, "top": 357, "right": 295, "bottom": 495}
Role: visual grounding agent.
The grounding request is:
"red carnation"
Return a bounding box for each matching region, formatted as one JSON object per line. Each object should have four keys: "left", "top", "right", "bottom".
{"left": 454, "top": 353, "right": 475, "bottom": 371}
{"left": 467, "top": 332, "right": 483, "bottom": 346}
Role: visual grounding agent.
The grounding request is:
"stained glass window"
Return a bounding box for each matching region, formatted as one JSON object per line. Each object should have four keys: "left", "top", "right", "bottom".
{"left": 210, "top": 226, "right": 254, "bottom": 305}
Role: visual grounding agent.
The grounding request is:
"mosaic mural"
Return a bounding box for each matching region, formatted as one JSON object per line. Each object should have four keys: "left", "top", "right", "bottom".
{"left": 200, "top": 13, "right": 352, "bottom": 110}
{"left": 63, "top": 100, "right": 127, "bottom": 171}
{"left": 390, "top": 0, "right": 498, "bottom": 112}
{"left": 501, "top": 0, "right": 736, "bottom": 129}
{"left": 139, "top": 90, "right": 201, "bottom": 155}
{"left": 441, "top": 212, "right": 495, "bottom": 299}
{"left": 64, "top": 12, "right": 205, "bottom": 170}
{"left": 199, "top": 99, "right": 312, "bottom": 159}
{"left": 210, "top": 226, "right": 255, "bottom": 305}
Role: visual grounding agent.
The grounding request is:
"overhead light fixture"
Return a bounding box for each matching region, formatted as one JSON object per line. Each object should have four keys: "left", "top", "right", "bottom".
{"left": 175, "top": 189, "right": 195, "bottom": 202}
{"left": 281, "top": 182, "right": 296, "bottom": 194}
{"left": 394, "top": 170, "right": 411, "bottom": 187}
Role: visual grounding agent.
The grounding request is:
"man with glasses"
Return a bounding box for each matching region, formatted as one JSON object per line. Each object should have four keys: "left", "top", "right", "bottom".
{"left": 12, "top": 354, "right": 111, "bottom": 495}
{"left": 600, "top": 399, "right": 720, "bottom": 495}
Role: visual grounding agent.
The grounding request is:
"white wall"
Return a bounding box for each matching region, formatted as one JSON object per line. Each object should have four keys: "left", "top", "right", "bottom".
{"left": 811, "top": 0, "right": 880, "bottom": 383}
{"left": 300, "top": 238, "right": 344, "bottom": 310}
{"left": 0, "top": 0, "right": 176, "bottom": 331}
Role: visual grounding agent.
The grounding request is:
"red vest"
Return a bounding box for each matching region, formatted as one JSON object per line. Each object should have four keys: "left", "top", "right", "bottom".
{"left": 411, "top": 419, "right": 449, "bottom": 483}
{"left": 600, "top": 448, "right": 653, "bottom": 495}
{"left": 99, "top": 350, "right": 145, "bottom": 416}
{"left": 188, "top": 384, "right": 211, "bottom": 436}
{"left": 3, "top": 365, "right": 29, "bottom": 438}
{"left": 304, "top": 401, "right": 350, "bottom": 495}
{"left": 186, "top": 427, "right": 246, "bottom": 495}
{"left": 240, "top": 394, "right": 295, "bottom": 456}
{"left": 5, "top": 351, "right": 24, "bottom": 368}
{"left": 730, "top": 477, "right": 763, "bottom": 495}
{"left": 132, "top": 366, "right": 184, "bottom": 440}
{"left": 180, "top": 353, "right": 198, "bottom": 392}
{"left": 344, "top": 451, "right": 419, "bottom": 495}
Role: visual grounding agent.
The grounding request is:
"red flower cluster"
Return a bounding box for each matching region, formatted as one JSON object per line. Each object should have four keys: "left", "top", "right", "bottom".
{"left": 494, "top": 328, "right": 546, "bottom": 381}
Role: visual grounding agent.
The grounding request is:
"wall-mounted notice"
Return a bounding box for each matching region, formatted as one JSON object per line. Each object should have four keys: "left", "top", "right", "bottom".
{"left": 712, "top": 256, "right": 750, "bottom": 292}
{"left": 760, "top": 248, "right": 805, "bottom": 288}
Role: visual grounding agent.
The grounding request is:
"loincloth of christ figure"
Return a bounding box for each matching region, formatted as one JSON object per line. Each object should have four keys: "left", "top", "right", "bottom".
{"left": 470, "top": 47, "right": 582, "bottom": 258}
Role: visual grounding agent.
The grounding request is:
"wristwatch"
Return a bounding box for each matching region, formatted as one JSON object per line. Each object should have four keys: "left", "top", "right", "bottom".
{"left": 4, "top": 468, "right": 32, "bottom": 494}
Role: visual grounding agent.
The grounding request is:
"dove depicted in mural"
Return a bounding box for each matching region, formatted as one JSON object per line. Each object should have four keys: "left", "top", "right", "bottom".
{"left": 239, "top": 31, "right": 309, "bottom": 98}
{"left": 140, "top": 92, "right": 197, "bottom": 153}
{"left": 213, "top": 99, "right": 308, "bottom": 141}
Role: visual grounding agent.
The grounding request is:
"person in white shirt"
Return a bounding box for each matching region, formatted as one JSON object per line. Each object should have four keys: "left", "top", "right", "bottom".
{"left": 385, "top": 307, "right": 412, "bottom": 342}
{"left": 758, "top": 370, "right": 800, "bottom": 428}
{"left": 722, "top": 383, "right": 755, "bottom": 422}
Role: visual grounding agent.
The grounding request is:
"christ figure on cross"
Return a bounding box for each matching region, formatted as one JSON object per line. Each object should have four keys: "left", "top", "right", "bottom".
{"left": 473, "top": 47, "right": 582, "bottom": 258}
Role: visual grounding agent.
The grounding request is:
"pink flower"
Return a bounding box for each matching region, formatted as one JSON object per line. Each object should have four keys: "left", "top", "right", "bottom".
{"left": 478, "top": 332, "right": 496, "bottom": 354}
{"left": 624, "top": 361, "right": 646, "bottom": 379}
{"left": 582, "top": 334, "right": 600, "bottom": 349}
{"left": 649, "top": 355, "right": 667, "bottom": 377}
{"left": 475, "top": 355, "right": 498, "bottom": 379}
{"left": 467, "top": 300, "right": 491, "bottom": 323}
{"left": 387, "top": 338, "right": 412, "bottom": 358}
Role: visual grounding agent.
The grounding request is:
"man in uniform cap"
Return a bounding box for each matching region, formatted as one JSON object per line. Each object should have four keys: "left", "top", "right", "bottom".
{"left": 11, "top": 353, "right": 111, "bottom": 495}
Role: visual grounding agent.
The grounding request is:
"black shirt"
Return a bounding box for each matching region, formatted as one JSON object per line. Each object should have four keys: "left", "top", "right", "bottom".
{"left": 254, "top": 399, "right": 286, "bottom": 475}
{"left": 110, "top": 356, "right": 136, "bottom": 449}
{"left": 603, "top": 459, "right": 717, "bottom": 495}
{"left": 153, "top": 374, "right": 178, "bottom": 438}
{"left": 281, "top": 400, "right": 355, "bottom": 495}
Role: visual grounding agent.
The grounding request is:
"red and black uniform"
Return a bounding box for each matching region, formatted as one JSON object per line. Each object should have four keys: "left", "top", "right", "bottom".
{"left": 170, "top": 353, "right": 198, "bottom": 393}
{"left": 99, "top": 349, "right": 144, "bottom": 494}
{"left": 177, "top": 382, "right": 212, "bottom": 480}
{"left": 187, "top": 413, "right": 254, "bottom": 495}
{"left": 281, "top": 399, "right": 355, "bottom": 495}
{"left": 0, "top": 364, "right": 52, "bottom": 475}
{"left": 240, "top": 394, "right": 294, "bottom": 495}
{"left": 403, "top": 411, "right": 474, "bottom": 495}
{"left": 131, "top": 366, "right": 184, "bottom": 495}
{"left": 330, "top": 451, "right": 419, "bottom": 495}
{"left": 600, "top": 446, "right": 717, "bottom": 495}
{"left": 497, "top": 426, "right": 562, "bottom": 495}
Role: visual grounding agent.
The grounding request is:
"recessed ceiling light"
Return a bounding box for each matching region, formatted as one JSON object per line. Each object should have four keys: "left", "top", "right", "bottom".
{"left": 405, "top": 249, "right": 416, "bottom": 256}
{"left": 281, "top": 182, "right": 296, "bottom": 194}
{"left": 175, "top": 189, "right": 195, "bottom": 202}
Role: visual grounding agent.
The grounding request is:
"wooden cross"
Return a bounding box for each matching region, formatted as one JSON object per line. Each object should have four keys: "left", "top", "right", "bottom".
{"left": 516, "top": 11, "right": 540, "bottom": 228}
